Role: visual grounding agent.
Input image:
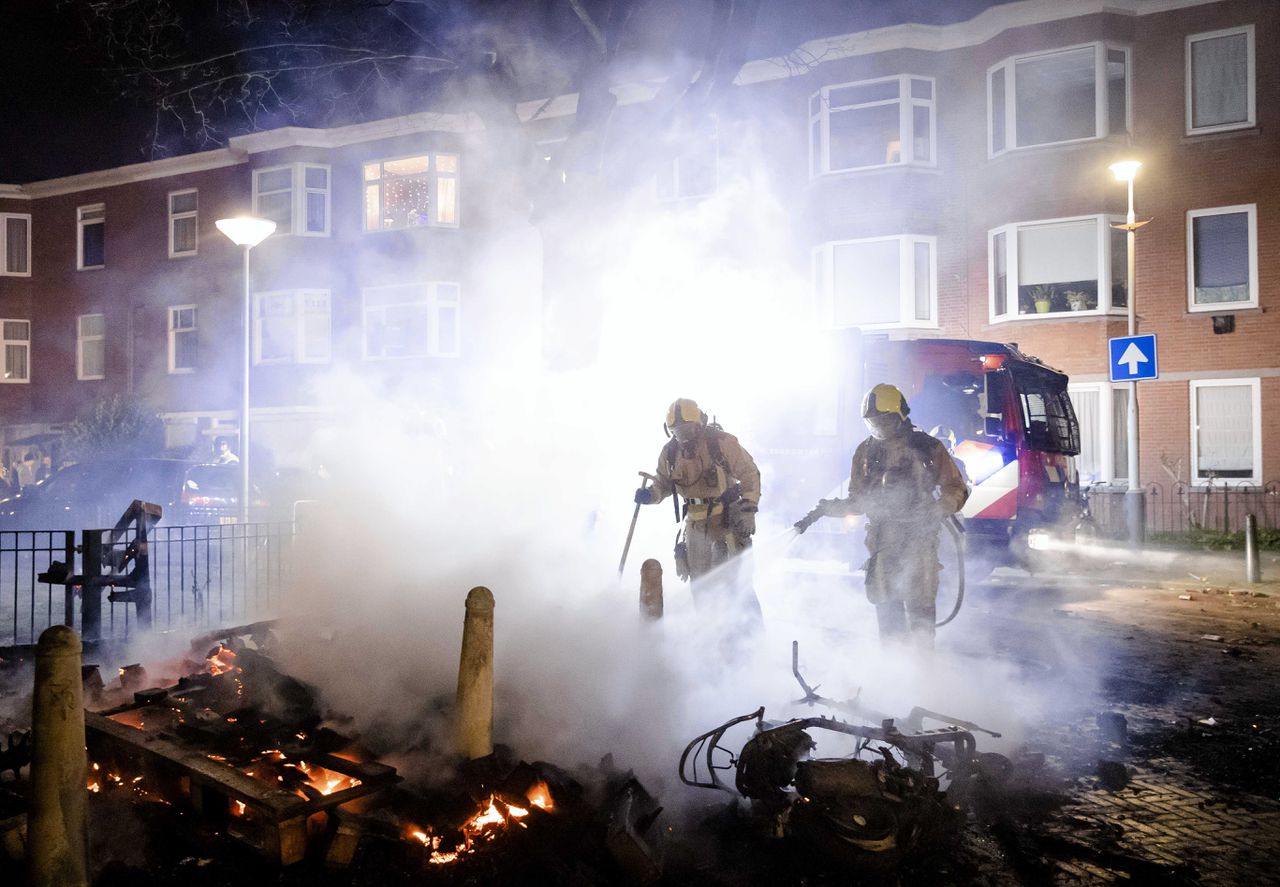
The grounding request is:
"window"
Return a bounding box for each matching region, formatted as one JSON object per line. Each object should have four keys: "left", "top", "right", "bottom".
{"left": 77, "top": 314, "right": 105, "bottom": 380}
{"left": 2, "top": 321, "right": 29, "bottom": 383}
{"left": 1187, "top": 205, "right": 1257, "bottom": 311}
{"left": 989, "top": 215, "right": 1128, "bottom": 320}
{"left": 656, "top": 124, "right": 718, "bottom": 200}
{"left": 1068, "top": 383, "right": 1137, "bottom": 484}
{"left": 809, "top": 76, "right": 935, "bottom": 175}
{"left": 813, "top": 236, "right": 936, "bottom": 329}
{"left": 252, "top": 164, "right": 330, "bottom": 236}
{"left": 362, "top": 282, "right": 461, "bottom": 359}
{"left": 168, "top": 190, "right": 198, "bottom": 257}
{"left": 988, "top": 44, "right": 1128, "bottom": 155}
{"left": 168, "top": 305, "right": 197, "bottom": 373}
{"left": 253, "top": 290, "right": 331, "bottom": 364}
{"left": 363, "top": 154, "right": 460, "bottom": 231}
{"left": 0, "top": 214, "right": 30, "bottom": 276}
{"left": 1190, "top": 378, "right": 1261, "bottom": 484}
{"left": 1012, "top": 366, "right": 1079, "bottom": 455}
{"left": 1186, "top": 25, "right": 1255, "bottom": 134}
{"left": 77, "top": 204, "right": 105, "bottom": 269}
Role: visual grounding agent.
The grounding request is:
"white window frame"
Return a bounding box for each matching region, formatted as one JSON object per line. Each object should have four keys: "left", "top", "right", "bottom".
{"left": 1068, "top": 382, "right": 1134, "bottom": 485}
{"left": 361, "top": 282, "right": 462, "bottom": 360}
{"left": 1189, "top": 377, "right": 1262, "bottom": 486}
{"left": 1, "top": 320, "right": 30, "bottom": 384}
{"left": 77, "top": 204, "right": 105, "bottom": 270}
{"left": 987, "top": 42, "right": 1130, "bottom": 157}
{"left": 1186, "top": 204, "right": 1258, "bottom": 313}
{"left": 252, "top": 289, "right": 332, "bottom": 365}
{"left": 0, "top": 213, "right": 32, "bottom": 277}
{"left": 809, "top": 75, "right": 936, "bottom": 176}
{"left": 1185, "top": 25, "right": 1256, "bottom": 135}
{"left": 813, "top": 235, "right": 937, "bottom": 330}
{"left": 167, "top": 304, "right": 198, "bottom": 375}
{"left": 76, "top": 313, "right": 106, "bottom": 381}
{"left": 168, "top": 189, "right": 198, "bottom": 258}
{"left": 251, "top": 163, "right": 330, "bottom": 237}
{"left": 988, "top": 214, "right": 1127, "bottom": 322}
{"left": 362, "top": 153, "right": 461, "bottom": 232}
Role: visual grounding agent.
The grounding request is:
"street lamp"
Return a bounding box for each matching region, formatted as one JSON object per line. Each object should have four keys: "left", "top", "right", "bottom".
{"left": 1108, "top": 160, "right": 1151, "bottom": 547}
{"left": 215, "top": 216, "right": 276, "bottom": 523}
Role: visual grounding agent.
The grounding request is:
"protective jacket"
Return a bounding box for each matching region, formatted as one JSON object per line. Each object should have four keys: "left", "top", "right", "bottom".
{"left": 648, "top": 429, "right": 761, "bottom": 523}
{"left": 846, "top": 428, "right": 968, "bottom": 522}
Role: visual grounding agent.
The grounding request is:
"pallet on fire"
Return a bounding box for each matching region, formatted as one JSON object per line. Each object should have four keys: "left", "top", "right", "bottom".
{"left": 85, "top": 645, "right": 399, "bottom": 865}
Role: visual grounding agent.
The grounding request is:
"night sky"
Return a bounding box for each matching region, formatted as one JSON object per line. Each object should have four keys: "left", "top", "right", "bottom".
{"left": 1, "top": 0, "right": 1014, "bottom": 184}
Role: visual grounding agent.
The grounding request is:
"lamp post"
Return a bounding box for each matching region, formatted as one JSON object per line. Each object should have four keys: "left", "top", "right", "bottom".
{"left": 215, "top": 216, "right": 276, "bottom": 523}
{"left": 1108, "top": 160, "right": 1150, "bottom": 547}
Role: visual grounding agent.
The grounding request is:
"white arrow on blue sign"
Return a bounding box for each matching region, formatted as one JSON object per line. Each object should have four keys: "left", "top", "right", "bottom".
{"left": 1108, "top": 333, "right": 1159, "bottom": 382}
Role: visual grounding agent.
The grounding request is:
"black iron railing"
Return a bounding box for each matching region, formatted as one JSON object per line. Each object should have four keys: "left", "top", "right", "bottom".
{"left": 0, "top": 521, "right": 296, "bottom": 648}
{"left": 1085, "top": 480, "right": 1280, "bottom": 539}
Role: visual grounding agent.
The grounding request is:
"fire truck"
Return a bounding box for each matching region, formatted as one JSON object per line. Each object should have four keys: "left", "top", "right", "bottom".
{"left": 765, "top": 331, "right": 1083, "bottom": 569}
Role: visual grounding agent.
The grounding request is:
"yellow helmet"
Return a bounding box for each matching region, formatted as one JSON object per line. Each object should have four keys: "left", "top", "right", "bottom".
{"left": 665, "top": 398, "right": 707, "bottom": 443}
{"left": 861, "top": 384, "right": 909, "bottom": 420}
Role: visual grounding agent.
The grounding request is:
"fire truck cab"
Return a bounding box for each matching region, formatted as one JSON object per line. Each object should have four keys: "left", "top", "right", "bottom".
{"left": 864, "top": 337, "right": 1083, "bottom": 565}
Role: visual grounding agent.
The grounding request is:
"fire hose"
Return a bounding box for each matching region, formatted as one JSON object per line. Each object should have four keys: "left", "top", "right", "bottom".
{"left": 935, "top": 514, "right": 965, "bottom": 627}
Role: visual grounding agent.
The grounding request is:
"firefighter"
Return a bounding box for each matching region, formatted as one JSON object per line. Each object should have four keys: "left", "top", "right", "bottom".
{"left": 634, "top": 398, "right": 763, "bottom": 623}
{"left": 794, "top": 384, "right": 968, "bottom": 648}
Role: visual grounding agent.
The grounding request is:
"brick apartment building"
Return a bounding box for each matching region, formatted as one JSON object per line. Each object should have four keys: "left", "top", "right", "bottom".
{"left": 0, "top": 0, "right": 1274, "bottom": 494}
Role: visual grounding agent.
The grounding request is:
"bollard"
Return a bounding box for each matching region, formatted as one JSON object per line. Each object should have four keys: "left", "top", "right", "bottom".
{"left": 26, "top": 625, "right": 88, "bottom": 887}
{"left": 454, "top": 586, "right": 495, "bottom": 760}
{"left": 639, "top": 559, "right": 664, "bottom": 621}
{"left": 1245, "top": 513, "right": 1261, "bottom": 584}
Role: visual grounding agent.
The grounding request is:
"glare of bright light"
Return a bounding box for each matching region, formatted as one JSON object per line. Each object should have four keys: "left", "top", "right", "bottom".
{"left": 955, "top": 445, "right": 1006, "bottom": 483}
{"left": 1108, "top": 160, "right": 1142, "bottom": 183}
{"left": 215, "top": 216, "right": 277, "bottom": 247}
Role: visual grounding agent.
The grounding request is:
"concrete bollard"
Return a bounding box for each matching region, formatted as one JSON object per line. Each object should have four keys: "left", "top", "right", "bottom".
{"left": 1245, "top": 513, "right": 1262, "bottom": 584}
{"left": 639, "top": 559, "right": 663, "bottom": 621}
{"left": 454, "top": 586, "right": 495, "bottom": 760}
{"left": 26, "top": 625, "right": 88, "bottom": 887}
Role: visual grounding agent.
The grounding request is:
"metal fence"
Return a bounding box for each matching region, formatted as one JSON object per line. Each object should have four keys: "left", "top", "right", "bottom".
{"left": 0, "top": 521, "right": 296, "bottom": 648}
{"left": 1085, "top": 480, "right": 1280, "bottom": 539}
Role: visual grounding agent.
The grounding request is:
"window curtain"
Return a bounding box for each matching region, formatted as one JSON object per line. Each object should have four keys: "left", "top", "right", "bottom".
{"left": 1197, "top": 385, "right": 1252, "bottom": 474}
{"left": 6, "top": 218, "right": 27, "bottom": 272}
{"left": 1069, "top": 388, "right": 1101, "bottom": 483}
{"left": 1019, "top": 219, "right": 1097, "bottom": 285}
{"left": 1192, "top": 33, "right": 1248, "bottom": 128}
{"left": 1193, "top": 212, "right": 1248, "bottom": 292}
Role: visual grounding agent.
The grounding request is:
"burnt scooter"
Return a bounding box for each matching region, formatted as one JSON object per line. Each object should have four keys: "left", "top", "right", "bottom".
{"left": 678, "top": 642, "right": 1006, "bottom": 871}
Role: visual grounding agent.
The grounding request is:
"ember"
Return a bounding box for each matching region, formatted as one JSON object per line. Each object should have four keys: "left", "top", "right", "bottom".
{"left": 207, "top": 644, "right": 239, "bottom": 676}
{"left": 408, "top": 782, "right": 556, "bottom": 866}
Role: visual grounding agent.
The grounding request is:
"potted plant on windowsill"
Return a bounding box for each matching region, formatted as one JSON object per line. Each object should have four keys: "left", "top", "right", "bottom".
{"left": 1066, "top": 290, "right": 1091, "bottom": 311}
{"left": 1029, "top": 285, "right": 1054, "bottom": 314}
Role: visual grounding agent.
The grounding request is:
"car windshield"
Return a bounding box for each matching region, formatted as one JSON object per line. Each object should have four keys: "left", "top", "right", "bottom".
{"left": 185, "top": 465, "right": 239, "bottom": 496}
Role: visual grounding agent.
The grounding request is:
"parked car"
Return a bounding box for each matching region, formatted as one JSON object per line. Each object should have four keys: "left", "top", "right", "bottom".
{"left": 177, "top": 464, "right": 327, "bottom": 524}
{"left": 0, "top": 458, "right": 195, "bottom": 531}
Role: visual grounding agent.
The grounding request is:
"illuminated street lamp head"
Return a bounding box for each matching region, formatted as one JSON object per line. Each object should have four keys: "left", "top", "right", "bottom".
{"left": 215, "top": 216, "right": 276, "bottom": 247}
{"left": 1108, "top": 160, "right": 1142, "bottom": 183}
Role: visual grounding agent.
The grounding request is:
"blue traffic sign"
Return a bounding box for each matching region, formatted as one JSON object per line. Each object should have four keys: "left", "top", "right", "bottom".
{"left": 1109, "top": 334, "right": 1158, "bottom": 382}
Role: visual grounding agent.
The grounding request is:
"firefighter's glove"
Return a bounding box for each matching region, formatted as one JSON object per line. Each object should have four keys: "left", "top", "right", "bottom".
{"left": 732, "top": 501, "right": 758, "bottom": 537}
{"left": 634, "top": 487, "right": 653, "bottom": 505}
{"left": 793, "top": 500, "right": 830, "bottom": 534}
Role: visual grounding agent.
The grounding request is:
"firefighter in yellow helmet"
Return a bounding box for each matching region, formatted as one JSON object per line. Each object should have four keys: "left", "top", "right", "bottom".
{"left": 634, "top": 398, "right": 763, "bottom": 623}
{"left": 794, "top": 384, "right": 968, "bottom": 648}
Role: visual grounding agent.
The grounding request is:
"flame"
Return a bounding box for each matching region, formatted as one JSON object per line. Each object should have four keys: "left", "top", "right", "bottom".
{"left": 87, "top": 781, "right": 101, "bottom": 793}
{"left": 526, "top": 779, "right": 554, "bottom": 811}
{"left": 207, "top": 645, "right": 238, "bottom": 676}
{"left": 410, "top": 789, "right": 554, "bottom": 865}
{"left": 287, "top": 760, "right": 362, "bottom": 796}
{"left": 233, "top": 801, "right": 247, "bottom": 816}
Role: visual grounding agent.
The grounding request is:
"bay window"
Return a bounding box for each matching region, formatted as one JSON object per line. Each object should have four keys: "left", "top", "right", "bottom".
{"left": 254, "top": 290, "right": 331, "bottom": 364}
{"left": 813, "top": 236, "right": 936, "bottom": 330}
{"left": 363, "top": 154, "right": 459, "bottom": 230}
{"left": 989, "top": 215, "right": 1127, "bottom": 320}
{"left": 989, "top": 43, "right": 1128, "bottom": 155}
{"left": 362, "top": 282, "right": 461, "bottom": 359}
{"left": 809, "top": 75, "right": 935, "bottom": 175}
{"left": 252, "top": 164, "right": 330, "bottom": 236}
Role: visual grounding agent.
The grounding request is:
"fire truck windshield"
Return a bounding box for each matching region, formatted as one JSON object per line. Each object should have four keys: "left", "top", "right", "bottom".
{"left": 1011, "top": 367, "right": 1079, "bottom": 455}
